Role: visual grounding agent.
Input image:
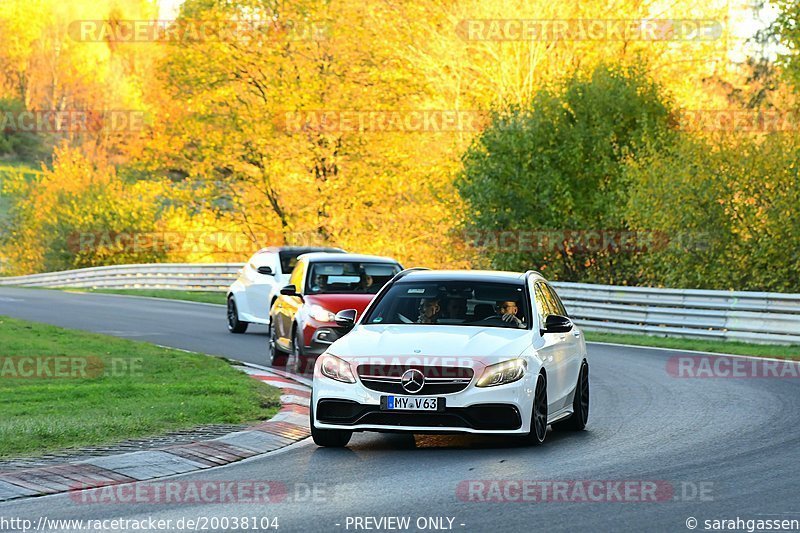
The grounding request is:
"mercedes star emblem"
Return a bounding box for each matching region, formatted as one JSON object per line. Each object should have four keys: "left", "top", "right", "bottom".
{"left": 400, "top": 368, "right": 425, "bottom": 394}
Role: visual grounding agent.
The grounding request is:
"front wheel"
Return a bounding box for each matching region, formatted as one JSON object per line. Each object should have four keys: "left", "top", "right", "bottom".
{"left": 310, "top": 405, "right": 352, "bottom": 447}
{"left": 288, "top": 328, "right": 309, "bottom": 374}
{"left": 523, "top": 372, "right": 548, "bottom": 445}
{"left": 268, "top": 323, "right": 288, "bottom": 366}
{"left": 553, "top": 361, "right": 589, "bottom": 431}
{"left": 227, "top": 297, "right": 248, "bottom": 334}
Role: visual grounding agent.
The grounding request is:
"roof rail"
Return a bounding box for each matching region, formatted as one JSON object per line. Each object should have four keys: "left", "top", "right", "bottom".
{"left": 395, "top": 267, "right": 430, "bottom": 280}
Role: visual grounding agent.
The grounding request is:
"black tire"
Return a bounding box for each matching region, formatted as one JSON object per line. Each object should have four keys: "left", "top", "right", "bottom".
{"left": 524, "top": 372, "right": 548, "bottom": 445}
{"left": 288, "top": 328, "right": 306, "bottom": 374}
{"left": 268, "top": 322, "right": 288, "bottom": 366}
{"left": 310, "top": 404, "right": 352, "bottom": 447}
{"left": 554, "top": 361, "right": 589, "bottom": 431}
{"left": 227, "top": 297, "right": 248, "bottom": 334}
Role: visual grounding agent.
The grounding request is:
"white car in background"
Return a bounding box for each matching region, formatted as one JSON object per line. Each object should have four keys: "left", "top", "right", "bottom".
{"left": 226, "top": 246, "right": 344, "bottom": 333}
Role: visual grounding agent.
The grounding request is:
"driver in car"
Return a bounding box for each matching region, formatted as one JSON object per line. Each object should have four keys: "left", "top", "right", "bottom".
{"left": 496, "top": 300, "right": 524, "bottom": 327}
{"left": 359, "top": 273, "right": 374, "bottom": 292}
{"left": 417, "top": 298, "right": 441, "bottom": 324}
{"left": 310, "top": 274, "right": 328, "bottom": 293}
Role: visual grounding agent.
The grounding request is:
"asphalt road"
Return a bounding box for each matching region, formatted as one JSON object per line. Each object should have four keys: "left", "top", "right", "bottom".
{"left": 1, "top": 287, "right": 799, "bottom": 533}
{"left": 0, "top": 288, "right": 271, "bottom": 366}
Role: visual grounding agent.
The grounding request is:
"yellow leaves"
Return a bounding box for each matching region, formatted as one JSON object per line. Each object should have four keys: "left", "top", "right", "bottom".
{"left": 2, "top": 144, "right": 170, "bottom": 273}
{"left": 0, "top": 0, "right": 785, "bottom": 277}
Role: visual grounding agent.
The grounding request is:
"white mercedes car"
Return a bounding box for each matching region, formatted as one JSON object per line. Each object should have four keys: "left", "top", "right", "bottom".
{"left": 310, "top": 269, "right": 589, "bottom": 447}
{"left": 226, "top": 246, "right": 344, "bottom": 333}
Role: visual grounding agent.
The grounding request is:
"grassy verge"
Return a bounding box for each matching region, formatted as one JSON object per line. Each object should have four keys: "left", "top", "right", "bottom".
{"left": 61, "top": 288, "right": 227, "bottom": 305}
{"left": 585, "top": 331, "right": 800, "bottom": 359}
{"left": 0, "top": 316, "right": 280, "bottom": 458}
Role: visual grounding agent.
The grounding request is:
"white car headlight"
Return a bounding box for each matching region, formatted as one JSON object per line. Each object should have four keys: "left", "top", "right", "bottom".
{"left": 319, "top": 354, "right": 356, "bottom": 383}
{"left": 476, "top": 359, "right": 527, "bottom": 387}
{"left": 308, "top": 304, "right": 336, "bottom": 322}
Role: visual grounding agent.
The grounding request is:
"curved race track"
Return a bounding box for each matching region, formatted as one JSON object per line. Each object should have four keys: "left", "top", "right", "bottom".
{"left": 0, "top": 287, "right": 799, "bottom": 532}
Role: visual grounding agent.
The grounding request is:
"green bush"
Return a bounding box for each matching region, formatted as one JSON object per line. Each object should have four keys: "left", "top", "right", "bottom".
{"left": 0, "top": 98, "right": 47, "bottom": 163}
{"left": 456, "top": 64, "right": 674, "bottom": 284}
{"left": 625, "top": 134, "right": 800, "bottom": 291}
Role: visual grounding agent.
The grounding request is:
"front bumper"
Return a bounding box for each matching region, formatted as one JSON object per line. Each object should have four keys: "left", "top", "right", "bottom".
{"left": 303, "top": 324, "right": 347, "bottom": 356}
{"left": 312, "top": 371, "right": 536, "bottom": 435}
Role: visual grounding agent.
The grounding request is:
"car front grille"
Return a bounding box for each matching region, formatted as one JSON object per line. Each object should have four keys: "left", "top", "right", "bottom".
{"left": 356, "top": 364, "right": 474, "bottom": 395}
{"left": 315, "top": 399, "right": 522, "bottom": 430}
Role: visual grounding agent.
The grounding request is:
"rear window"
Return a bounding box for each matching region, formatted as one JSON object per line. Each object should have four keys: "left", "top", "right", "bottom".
{"left": 278, "top": 249, "right": 338, "bottom": 274}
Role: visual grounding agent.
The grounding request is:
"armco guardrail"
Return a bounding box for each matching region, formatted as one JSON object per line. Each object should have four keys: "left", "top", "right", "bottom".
{"left": 1, "top": 264, "right": 799, "bottom": 345}
{"left": 551, "top": 282, "right": 800, "bottom": 345}
{"left": 0, "top": 263, "right": 244, "bottom": 291}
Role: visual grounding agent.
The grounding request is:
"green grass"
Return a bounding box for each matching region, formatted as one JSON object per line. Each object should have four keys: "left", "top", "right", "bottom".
{"left": 585, "top": 331, "right": 800, "bottom": 359}
{"left": 61, "top": 288, "right": 227, "bottom": 305}
{"left": 0, "top": 316, "right": 280, "bottom": 458}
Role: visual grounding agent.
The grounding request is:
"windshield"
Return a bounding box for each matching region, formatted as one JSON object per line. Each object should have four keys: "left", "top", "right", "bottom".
{"left": 363, "top": 280, "right": 530, "bottom": 329}
{"left": 306, "top": 262, "right": 401, "bottom": 294}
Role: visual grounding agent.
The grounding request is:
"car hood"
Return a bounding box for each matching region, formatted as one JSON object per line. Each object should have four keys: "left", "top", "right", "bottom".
{"left": 303, "top": 294, "right": 375, "bottom": 313}
{"left": 328, "top": 324, "right": 532, "bottom": 368}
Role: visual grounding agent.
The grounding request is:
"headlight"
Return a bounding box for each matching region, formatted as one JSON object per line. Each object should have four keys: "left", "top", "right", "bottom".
{"left": 319, "top": 354, "right": 356, "bottom": 383}
{"left": 308, "top": 304, "right": 336, "bottom": 322}
{"left": 476, "top": 359, "right": 527, "bottom": 387}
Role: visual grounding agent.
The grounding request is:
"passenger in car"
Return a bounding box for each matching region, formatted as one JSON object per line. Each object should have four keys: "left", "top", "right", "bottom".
{"left": 417, "top": 298, "right": 441, "bottom": 324}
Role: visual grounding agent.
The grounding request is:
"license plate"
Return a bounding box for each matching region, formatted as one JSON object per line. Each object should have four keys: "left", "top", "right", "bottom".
{"left": 381, "top": 396, "right": 444, "bottom": 411}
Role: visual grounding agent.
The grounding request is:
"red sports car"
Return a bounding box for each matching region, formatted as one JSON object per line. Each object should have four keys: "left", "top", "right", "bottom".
{"left": 268, "top": 252, "right": 402, "bottom": 373}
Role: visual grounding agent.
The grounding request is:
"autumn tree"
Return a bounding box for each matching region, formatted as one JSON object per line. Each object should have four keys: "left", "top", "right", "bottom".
{"left": 145, "top": 0, "right": 470, "bottom": 267}
{"left": 626, "top": 133, "right": 800, "bottom": 292}
{"left": 0, "top": 0, "right": 159, "bottom": 160}
{"left": 769, "top": 0, "right": 800, "bottom": 93}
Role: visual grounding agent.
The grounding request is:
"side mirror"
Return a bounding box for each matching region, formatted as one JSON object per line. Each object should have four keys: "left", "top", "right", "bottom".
{"left": 335, "top": 309, "right": 357, "bottom": 329}
{"left": 280, "top": 285, "right": 299, "bottom": 296}
{"left": 257, "top": 266, "right": 274, "bottom": 276}
{"left": 541, "top": 314, "right": 573, "bottom": 334}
